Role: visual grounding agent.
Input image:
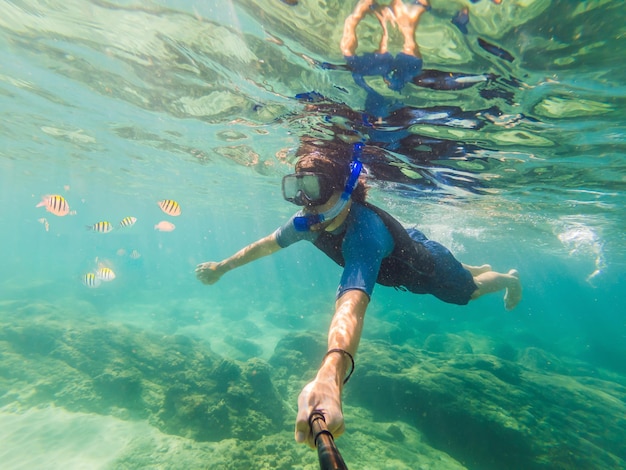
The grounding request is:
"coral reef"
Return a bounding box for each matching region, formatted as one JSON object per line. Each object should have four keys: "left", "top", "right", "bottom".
{"left": 349, "top": 340, "right": 626, "bottom": 470}
{"left": 1, "top": 301, "right": 625, "bottom": 469}
{"left": 0, "top": 300, "right": 283, "bottom": 443}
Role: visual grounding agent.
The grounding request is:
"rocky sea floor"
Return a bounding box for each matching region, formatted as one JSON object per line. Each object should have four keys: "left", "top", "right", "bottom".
{"left": 1, "top": 298, "right": 625, "bottom": 470}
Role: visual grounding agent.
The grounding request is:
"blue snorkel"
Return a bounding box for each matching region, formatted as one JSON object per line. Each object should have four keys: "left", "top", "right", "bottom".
{"left": 293, "top": 142, "right": 363, "bottom": 232}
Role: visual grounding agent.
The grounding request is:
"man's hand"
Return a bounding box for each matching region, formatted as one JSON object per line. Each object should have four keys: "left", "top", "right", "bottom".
{"left": 295, "top": 377, "right": 344, "bottom": 448}
{"left": 195, "top": 261, "right": 224, "bottom": 285}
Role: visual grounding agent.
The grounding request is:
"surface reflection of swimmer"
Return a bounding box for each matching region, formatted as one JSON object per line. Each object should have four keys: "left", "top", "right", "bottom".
{"left": 294, "top": 95, "right": 498, "bottom": 194}
{"left": 298, "top": 0, "right": 526, "bottom": 194}
{"left": 320, "top": 0, "right": 516, "bottom": 110}
{"left": 341, "top": 0, "right": 429, "bottom": 94}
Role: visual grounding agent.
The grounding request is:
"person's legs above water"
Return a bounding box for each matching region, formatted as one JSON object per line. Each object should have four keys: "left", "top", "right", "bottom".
{"left": 340, "top": 0, "right": 378, "bottom": 57}
{"left": 384, "top": 0, "right": 429, "bottom": 91}
{"left": 390, "top": 0, "right": 430, "bottom": 57}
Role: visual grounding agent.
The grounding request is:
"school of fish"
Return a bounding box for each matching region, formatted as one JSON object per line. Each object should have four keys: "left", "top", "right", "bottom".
{"left": 37, "top": 193, "right": 182, "bottom": 288}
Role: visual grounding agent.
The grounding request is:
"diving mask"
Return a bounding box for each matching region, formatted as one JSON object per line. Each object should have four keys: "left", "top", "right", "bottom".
{"left": 292, "top": 157, "right": 363, "bottom": 232}
{"left": 282, "top": 172, "right": 334, "bottom": 207}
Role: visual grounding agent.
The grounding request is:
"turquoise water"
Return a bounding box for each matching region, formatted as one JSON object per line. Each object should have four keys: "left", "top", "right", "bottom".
{"left": 1, "top": 0, "right": 625, "bottom": 468}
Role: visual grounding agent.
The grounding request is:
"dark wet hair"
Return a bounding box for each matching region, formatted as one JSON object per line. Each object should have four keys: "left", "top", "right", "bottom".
{"left": 295, "top": 139, "right": 368, "bottom": 203}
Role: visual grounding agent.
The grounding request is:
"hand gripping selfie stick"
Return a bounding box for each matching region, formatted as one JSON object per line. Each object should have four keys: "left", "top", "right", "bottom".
{"left": 309, "top": 411, "right": 348, "bottom": 470}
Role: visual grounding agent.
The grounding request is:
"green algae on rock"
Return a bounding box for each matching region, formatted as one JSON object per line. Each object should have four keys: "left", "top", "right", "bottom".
{"left": 0, "top": 303, "right": 284, "bottom": 442}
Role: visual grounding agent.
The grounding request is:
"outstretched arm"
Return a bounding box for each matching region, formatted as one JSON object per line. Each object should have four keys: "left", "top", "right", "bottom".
{"left": 294, "top": 289, "right": 369, "bottom": 447}
{"left": 195, "top": 233, "right": 282, "bottom": 285}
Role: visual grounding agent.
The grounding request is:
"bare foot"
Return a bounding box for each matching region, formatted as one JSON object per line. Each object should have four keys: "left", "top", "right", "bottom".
{"left": 504, "top": 269, "right": 522, "bottom": 310}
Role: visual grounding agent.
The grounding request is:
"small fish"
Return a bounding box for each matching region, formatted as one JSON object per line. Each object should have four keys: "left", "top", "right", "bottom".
{"left": 154, "top": 221, "right": 176, "bottom": 232}
{"left": 158, "top": 199, "right": 181, "bottom": 216}
{"left": 36, "top": 194, "right": 70, "bottom": 217}
{"left": 86, "top": 221, "right": 114, "bottom": 233}
{"left": 129, "top": 249, "right": 141, "bottom": 260}
{"left": 96, "top": 266, "right": 116, "bottom": 282}
{"left": 452, "top": 8, "right": 469, "bottom": 34}
{"left": 82, "top": 272, "right": 101, "bottom": 288}
{"left": 119, "top": 216, "right": 137, "bottom": 228}
{"left": 37, "top": 217, "right": 50, "bottom": 232}
{"left": 478, "top": 38, "right": 515, "bottom": 62}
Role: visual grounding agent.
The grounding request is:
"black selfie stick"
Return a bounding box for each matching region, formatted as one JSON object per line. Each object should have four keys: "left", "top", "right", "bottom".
{"left": 309, "top": 411, "right": 348, "bottom": 470}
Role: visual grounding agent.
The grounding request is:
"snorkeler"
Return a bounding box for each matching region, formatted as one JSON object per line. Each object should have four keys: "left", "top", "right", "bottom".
{"left": 195, "top": 142, "right": 522, "bottom": 447}
{"left": 196, "top": 0, "right": 522, "bottom": 453}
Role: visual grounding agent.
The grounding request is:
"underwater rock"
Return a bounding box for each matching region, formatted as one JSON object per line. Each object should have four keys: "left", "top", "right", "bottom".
{"left": 0, "top": 306, "right": 284, "bottom": 443}
{"left": 4, "top": 303, "right": 625, "bottom": 469}
{"left": 159, "top": 385, "right": 232, "bottom": 441}
{"left": 517, "top": 346, "right": 566, "bottom": 373}
{"left": 366, "top": 310, "right": 441, "bottom": 346}
{"left": 385, "top": 423, "right": 406, "bottom": 442}
{"left": 1, "top": 323, "right": 59, "bottom": 356}
{"left": 350, "top": 342, "right": 626, "bottom": 470}
{"left": 423, "top": 333, "right": 473, "bottom": 354}
{"left": 269, "top": 332, "right": 326, "bottom": 372}
{"left": 93, "top": 366, "right": 144, "bottom": 408}
{"left": 448, "top": 354, "right": 523, "bottom": 386}
{"left": 211, "top": 358, "right": 242, "bottom": 390}
{"left": 492, "top": 341, "right": 517, "bottom": 361}
{"left": 224, "top": 334, "right": 263, "bottom": 359}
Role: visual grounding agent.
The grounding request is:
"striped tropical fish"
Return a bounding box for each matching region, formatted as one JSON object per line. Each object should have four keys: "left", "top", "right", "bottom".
{"left": 154, "top": 220, "right": 175, "bottom": 232}
{"left": 158, "top": 199, "right": 181, "bottom": 216}
{"left": 96, "top": 266, "right": 116, "bottom": 282}
{"left": 86, "top": 221, "right": 113, "bottom": 233}
{"left": 36, "top": 194, "right": 70, "bottom": 216}
{"left": 119, "top": 216, "right": 137, "bottom": 228}
{"left": 82, "top": 272, "right": 101, "bottom": 288}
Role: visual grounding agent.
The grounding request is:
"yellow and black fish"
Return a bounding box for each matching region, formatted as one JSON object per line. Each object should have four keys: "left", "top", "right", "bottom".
{"left": 86, "top": 221, "right": 113, "bottom": 233}
{"left": 119, "top": 216, "right": 137, "bottom": 228}
{"left": 158, "top": 199, "right": 181, "bottom": 216}
{"left": 36, "top": 194, "right": 70, "bottom": 217}
{"left": 96, "top": 266, "right": 116, "bottom": 282}
{"left": 82, "top": 272, "right": 101, "bottom": 288}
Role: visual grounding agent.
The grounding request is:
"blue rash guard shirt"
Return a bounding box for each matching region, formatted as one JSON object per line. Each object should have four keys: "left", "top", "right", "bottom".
{"left": 275, "top": 203, "right": 394, "bottom": 299}
{"left": 274, "top": 202, "right": 477, "bottom": 304}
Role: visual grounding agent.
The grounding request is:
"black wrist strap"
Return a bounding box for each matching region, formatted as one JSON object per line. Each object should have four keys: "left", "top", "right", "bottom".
{"left": 323, "top": 348, "right": 355, "bottom": 385}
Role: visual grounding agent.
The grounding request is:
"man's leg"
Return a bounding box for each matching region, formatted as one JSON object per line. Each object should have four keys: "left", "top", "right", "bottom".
{"left": 471, "top": 269, "right": 522, "bottom": 310}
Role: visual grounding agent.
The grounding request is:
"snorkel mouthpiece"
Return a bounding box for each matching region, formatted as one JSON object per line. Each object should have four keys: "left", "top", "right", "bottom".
{"left": 293, "top": 143, "right": 363, "bottom": 232}
{"left": 293, "top": 212, "right": 323, "bottom": 231}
